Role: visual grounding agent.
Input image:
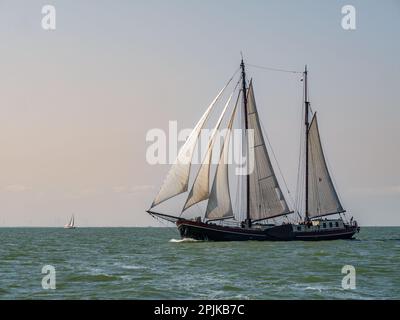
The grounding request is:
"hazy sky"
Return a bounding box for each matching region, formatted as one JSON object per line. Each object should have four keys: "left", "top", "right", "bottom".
{"left": 0, "top": 0, "right": 399, "bottom": 226}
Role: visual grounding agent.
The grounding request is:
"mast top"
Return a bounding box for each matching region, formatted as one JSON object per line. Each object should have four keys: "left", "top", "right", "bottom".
{"left": 304, "top": 65, "right": 309, "bottom": 111}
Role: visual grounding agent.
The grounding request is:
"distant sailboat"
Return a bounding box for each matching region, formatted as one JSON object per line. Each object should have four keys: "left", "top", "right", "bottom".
{"left": 64, "top": 214, "right": 76, "bottom": 229}
{"left": 147, "top": 59, "right": 360, "bottom": 241}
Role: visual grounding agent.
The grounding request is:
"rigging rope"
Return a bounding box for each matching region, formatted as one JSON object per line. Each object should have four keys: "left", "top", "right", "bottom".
{"left": 246, "top": 63, "right": 303, "bottom": 74}
{"left": 259, "top": 119, "right": 295, "bottom": 210}
{"left": 153, "top": 215, "right": 180, "bottom": 238}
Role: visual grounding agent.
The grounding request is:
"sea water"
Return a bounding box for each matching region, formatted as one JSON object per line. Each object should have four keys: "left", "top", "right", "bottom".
{"left": 0, "top": 227, "right": 399, "bottom": 299}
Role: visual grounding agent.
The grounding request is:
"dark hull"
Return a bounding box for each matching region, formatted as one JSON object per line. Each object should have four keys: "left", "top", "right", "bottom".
{"left": 176, "top": 220, "right": 359, "bottom": 241}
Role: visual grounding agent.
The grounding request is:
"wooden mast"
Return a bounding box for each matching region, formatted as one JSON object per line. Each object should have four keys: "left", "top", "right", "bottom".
{"left": 240, "top": 58, "right": 251, "bottom": 227}
{"left": 304, "top": 65, "right": 310, "bottom": 221}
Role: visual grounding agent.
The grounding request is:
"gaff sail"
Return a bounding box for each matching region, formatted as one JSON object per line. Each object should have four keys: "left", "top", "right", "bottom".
{"left": 246, "top": 81, "right": 292, "bottom": 220}
{"left": 307, "top": 114, "right": 344, "bottom": 218}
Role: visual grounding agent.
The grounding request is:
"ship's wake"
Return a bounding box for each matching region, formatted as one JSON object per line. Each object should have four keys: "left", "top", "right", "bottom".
{"left": 169, "top": 238, "right": 201, "bottom": 243}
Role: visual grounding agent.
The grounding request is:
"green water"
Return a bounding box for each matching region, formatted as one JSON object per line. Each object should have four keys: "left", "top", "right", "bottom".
{"left": 0, "top": 227, "right": 399, "bottom": 299}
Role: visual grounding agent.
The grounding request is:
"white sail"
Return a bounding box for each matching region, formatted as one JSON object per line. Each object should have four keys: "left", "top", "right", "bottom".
{"left": 205, "top": 103, "right": 238, "bottom": 220}
{"left": 182, "top": 92, "right": 235, "bottom": 211}
{"left": 151, "top": 83, "right": 230, "bottom": 208}
{"left": 246, "top": 81, "right": 291, "bottom": 220}
{"left": 64, "top": 214, "right": 75, "bottom": 229}
{"left": 307, "top": 114, "right": 344, "bottom": 217}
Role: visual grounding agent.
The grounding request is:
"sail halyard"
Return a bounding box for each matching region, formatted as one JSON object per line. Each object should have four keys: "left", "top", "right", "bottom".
{"left": 246, "top": 80, "right": 292, "bottom": 221}
{"left": 150, "top": 78, "right": 234, "bottom": 209}
{"left": 204, "top": 100, "right": 239, "bottom": 220}
{"left": 181, "top": 89, "right": 237, "bottom": 212}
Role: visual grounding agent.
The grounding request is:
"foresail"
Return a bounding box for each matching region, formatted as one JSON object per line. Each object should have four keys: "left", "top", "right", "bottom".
{"left": 182, "top": 92, "right": 235, "bottom": 212}
{"left": 150, "top": 83, "right": 230, "bottom": 208}
{"left": 246, "top": 81, "right": 291, "bottom": 220}
{"left": 205, "top": 104, "right": 238, "bottom": 220}
{"left": 307, "top": 114, "right": 344, "bottom": 218}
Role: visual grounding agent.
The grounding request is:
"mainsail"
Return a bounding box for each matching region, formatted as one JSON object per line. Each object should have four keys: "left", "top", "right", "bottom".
{"left": 307, "top": 114, "right": 344, "bottom": 218}
{"left": 205, "top": 101, "right": 238, "bottom": 220}
{"left": 246, "top": 81, "right": 291, "bottom": 220}
{"left": 150, "top": 81, "right": 231, "bottom": 208}
{"left": 182, "top": 92, "right": 235, "bottom": 212}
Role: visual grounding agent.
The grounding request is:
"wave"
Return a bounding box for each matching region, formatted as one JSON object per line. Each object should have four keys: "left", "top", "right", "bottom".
{"left": 120, "top": 264, "right": 146, "bottom": 270}
{"left": 67, "top": 273, "right": 119, "bottom": 282}
{"left": 305, "top": 286, "right": 323, "bottom": 292}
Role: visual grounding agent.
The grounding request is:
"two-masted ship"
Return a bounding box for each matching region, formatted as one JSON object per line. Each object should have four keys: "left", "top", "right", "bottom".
{"left": 147, "top": 59, "right": 360, "bottom": 241}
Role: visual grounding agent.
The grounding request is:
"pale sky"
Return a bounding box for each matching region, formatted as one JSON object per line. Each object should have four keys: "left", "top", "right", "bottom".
{"left": 0, "top": 0, "right": 399, "bottom": 226}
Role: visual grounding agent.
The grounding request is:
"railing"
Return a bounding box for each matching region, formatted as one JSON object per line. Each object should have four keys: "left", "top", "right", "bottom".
{"left": 207, "top": 219, "right": 242, "bottom": 228}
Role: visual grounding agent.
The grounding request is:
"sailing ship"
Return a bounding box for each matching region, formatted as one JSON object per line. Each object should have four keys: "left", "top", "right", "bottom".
{"left": 64, "top": 214, "right": 76, "bottom": 229}
{"left": 147, "top": 59, "right": 360, "bottom": 241}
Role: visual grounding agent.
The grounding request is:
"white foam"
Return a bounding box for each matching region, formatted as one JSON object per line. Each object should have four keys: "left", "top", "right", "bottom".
{"left": 305, "top": 286, "right": 323, "bottom": 292}
{"left": 169, "top": 238, "right": 200, "bottom": 243}
{"left": 112, "top": 262, "right": 147, "bottom": 270}
{"left": 121, "top": 265, "right": 145, "bottom": 270}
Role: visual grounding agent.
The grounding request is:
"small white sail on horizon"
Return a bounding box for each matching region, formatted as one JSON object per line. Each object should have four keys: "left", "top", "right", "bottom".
{"left": 64, "top": 214, "right": 76, "bottom": 229}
